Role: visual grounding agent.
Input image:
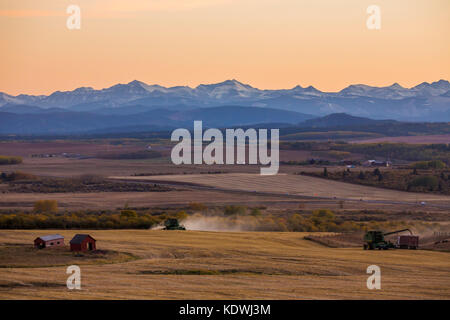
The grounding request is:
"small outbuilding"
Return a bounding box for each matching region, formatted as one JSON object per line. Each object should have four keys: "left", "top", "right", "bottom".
{"left": 34, "top": 234, "right": 65, "bottom": 249}
{"left": 70, "top": 234, "right": 96, "bottom": 252}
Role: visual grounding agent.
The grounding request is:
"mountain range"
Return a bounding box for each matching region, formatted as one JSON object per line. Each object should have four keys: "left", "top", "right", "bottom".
{"left": 0, "top": 79, "right": 449, "bottom": 134}
{"left": 1, "top": 79, "right": 449, "bottom": 119}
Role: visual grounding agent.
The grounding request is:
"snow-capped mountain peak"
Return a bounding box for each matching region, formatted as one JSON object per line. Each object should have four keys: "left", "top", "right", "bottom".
{"left": 0, "top": 79, "right": 448, "bottom": 121}
{"left": 195, "top": 79, "right": 258, "bottom": 99}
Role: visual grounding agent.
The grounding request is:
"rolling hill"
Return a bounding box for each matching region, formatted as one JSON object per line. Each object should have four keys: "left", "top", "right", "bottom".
{"left": 0, "top": 106, "right": 314, "bottom": 134}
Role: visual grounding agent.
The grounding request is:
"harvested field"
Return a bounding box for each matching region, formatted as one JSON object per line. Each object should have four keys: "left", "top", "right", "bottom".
{"left": 305, "top": 233, "right": 364, "bottom": 248}
{"left": 0, "top": 141, "right": 449, "bottom": 300}
{"left": 0, "top": 244, "right": 137, "bottom": 268}
{"left": 420, "top": 234, "right": 450, "bottom": 252}
{"left": 3, "top": 189, "right": 448, "bottom": 215}
{"left": 1, "top": 157, "right": 261, "bottom": 177}
{"left": 112, "top": 173, "right": 450, "bottom": 204}
{"left": 351, "top": 134, "right": 450, "bottom": 144}
{"left": 0, "top": 230, "right": 448, "bottom": 299}
{"left": 0, "top": 141, "right": 146, "bottom": 157}
{"left": 0, "top": 189, "right": 298, "bottom": 210}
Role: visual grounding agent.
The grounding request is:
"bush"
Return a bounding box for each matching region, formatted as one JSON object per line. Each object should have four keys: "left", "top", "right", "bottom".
{"left": 33, "top": 200, "right": 58, "bottom": 214}
{"left": 311, "top": 209, "right": 335, "bottom": 222}
{"left": 409, "top": 176, "right": 439, "bottom": 190}
{"left": 0, "top": 211, "right": 162, "bottom": 229}
{"left": 0, "top": 156, "right": 23, "bottom": 165}
{"left": 176, "top": 211, "right": 188, "bottom": 221}
{"left": 224, "top": 205, "right": 247, "bottom": 216}
{"left": 0, "top": 171, "right": 36, "bottom": 182}
{"left": 411, "top": 160, "right": 447, "bottom": 169}
{"left": 120, "top": 210, "right": 137, "bottom": 218}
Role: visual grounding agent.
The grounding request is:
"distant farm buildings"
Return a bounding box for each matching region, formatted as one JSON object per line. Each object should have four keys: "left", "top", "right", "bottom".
{"left": 70, "top": 234, "right": 96, "bottom": 252}
{"left": 31, "top": 153, "right": 91, "bottom": 159}
{"left": 363, "top": 160, "right": 392, "bottom": 167}
{"left": 34, "top": 234, "right": 65, "bottom": 249}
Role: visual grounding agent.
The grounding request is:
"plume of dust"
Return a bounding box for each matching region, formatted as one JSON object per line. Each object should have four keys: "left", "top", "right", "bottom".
{"left": 405, "top": 222, "right": 450, "bottom": 245}
{"left": 413, "top": 221, "right": 449, "bottom": 235}
{"left": 182, "top": 214, "right": 261, "bottom": 232}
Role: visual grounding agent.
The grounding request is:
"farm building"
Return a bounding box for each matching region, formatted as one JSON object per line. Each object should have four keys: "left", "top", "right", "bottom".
{"left": 34, "top": 234, "right": 64, "bottom": 249}
{"left": 363, "top": 160, "right": 392, "bottom": 167}
{"left": 70, "top": 234, "right": 96, "bottom": 252}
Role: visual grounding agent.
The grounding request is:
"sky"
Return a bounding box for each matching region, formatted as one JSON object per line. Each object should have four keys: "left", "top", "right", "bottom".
{"left": 1, "top": 0, "right": 449, "bottom": 95}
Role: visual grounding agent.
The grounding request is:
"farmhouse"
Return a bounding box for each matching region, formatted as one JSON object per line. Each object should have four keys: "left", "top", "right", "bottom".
{"left": 70, "top": 234, "right": 96, "bottom": 252}
{"left": 363, "top": 160, "right": 392, "bottom": 167}
{"left": 34, "top": 234, "right": 64, "bottom": 249}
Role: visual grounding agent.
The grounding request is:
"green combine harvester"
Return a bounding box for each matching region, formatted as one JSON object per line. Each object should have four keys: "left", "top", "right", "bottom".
{"left": 163, "top": 218, "right": 186, "bottom": 230}
{"left": 363, "top": 228, "right": 414, "bottom": 250}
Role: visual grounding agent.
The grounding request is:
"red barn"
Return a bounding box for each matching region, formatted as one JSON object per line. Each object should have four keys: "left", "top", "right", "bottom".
{"left": 70, "top": 234, "right": 96, "bottom": 252}
{"left": 34, "top": 234, "right": 64, "bottom": 249}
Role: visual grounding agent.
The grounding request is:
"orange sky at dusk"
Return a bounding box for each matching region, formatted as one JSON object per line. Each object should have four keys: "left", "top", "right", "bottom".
{"left": 1, "top": 0, "right": 449, "bottom": 95}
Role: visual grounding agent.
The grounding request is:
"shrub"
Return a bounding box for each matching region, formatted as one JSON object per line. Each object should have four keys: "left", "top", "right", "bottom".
{"left": 250, "top": 208, "right": 262, "bottom": 216}
{"left": 409, "top": 176, "right": 439, "bottom": 190}
{"left": 0, "top": 211, "right": 161, "bottom": 229}
{"left": 0, "top": 171, "right": 36, "bottom": 181}
{"left": 0, "top": 156, "right": 23, "bottom": 165}
{"left": 120, "top": 210, "right": 137, "bottom": 218}
{"left": 311, "top": 209, "right": 335, "bottom": 222}
{"left": 33, "top": 200, "right": 58, "bottom": 214}
{"left": 412, "top": 160, "right": 447, "bottom": 169}
{"left": 224, "top": 205, "right": 247, "bottom": 216}
{"left": 176, "top": 211, "right": 188, "bottom": 221}
{"left": 188, "top": 202, "right": 207, "bottom": 211}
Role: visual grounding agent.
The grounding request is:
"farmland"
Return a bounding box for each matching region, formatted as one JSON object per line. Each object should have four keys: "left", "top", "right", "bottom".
{"left": 0, "top": 230, "right": 449, "bottom": 299}
{"left": 351, "top": 134, "right": 450, "bottom": 144}
{"left": 0, "top": 140, "right": 449, "bottom": 300}
{"left": 112, "top": 173, "right": 450, "bottom": 205}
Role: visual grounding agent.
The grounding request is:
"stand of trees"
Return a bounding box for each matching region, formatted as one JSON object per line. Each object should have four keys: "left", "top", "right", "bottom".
{"left": 304, "top": 168, "right": 450, "bottom": 194}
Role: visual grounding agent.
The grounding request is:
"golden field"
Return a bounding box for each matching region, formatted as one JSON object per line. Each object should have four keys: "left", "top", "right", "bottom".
{"left": 0, "top": 230, "right": 448, "bottom": 300}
